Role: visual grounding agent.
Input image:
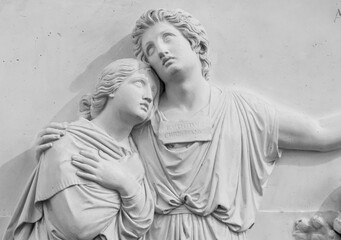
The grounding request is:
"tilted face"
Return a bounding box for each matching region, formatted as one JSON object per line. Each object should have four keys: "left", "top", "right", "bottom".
{"left": 141, "top": 22, "right": 199, "bottom": 83}
{"left": 113, "top": 68, "right": 159, "bottom": 125}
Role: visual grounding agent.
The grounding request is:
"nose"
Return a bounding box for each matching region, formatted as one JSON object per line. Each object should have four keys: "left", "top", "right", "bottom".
{"left": 144, "top": 96, "right": 152, "bottom": 104}
{"left": 158, "top": 51, "right": 168, "bottom": 59}
{"left": 156, "top": 40, "right": 169, "bottom": 59}
{"left": 143, "top": 85, "right": 153, "bottom": 104}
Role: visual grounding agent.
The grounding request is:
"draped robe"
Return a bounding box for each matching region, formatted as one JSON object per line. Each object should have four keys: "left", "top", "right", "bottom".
{"left": 132, "top": 88, "right": 282, "bottom": 240}
{"left": 4, "top": 118, "right": 154, "bottom": 240}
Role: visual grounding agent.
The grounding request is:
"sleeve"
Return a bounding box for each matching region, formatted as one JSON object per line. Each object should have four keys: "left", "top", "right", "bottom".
{"left": 236, "top": 91, "right": 282, "bottom": 162}
{"left": 35, "top": 135, "right": 85, "bottom": 201}
{"left": 45, "top": 183, "right": 121, "bottom": 240}
{"left": 233, "top": 91, "right": 282, "bottom": 198}
{"left": 116, "top": 177, "right": 154, "bottom": 240}
{"left": 3, "top": 166, "right": 42, "bottom": 240}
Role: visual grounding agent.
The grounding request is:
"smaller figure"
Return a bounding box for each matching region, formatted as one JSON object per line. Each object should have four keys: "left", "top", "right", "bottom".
{"left": 4, "top": 58, "right": 159, "bottom": 240}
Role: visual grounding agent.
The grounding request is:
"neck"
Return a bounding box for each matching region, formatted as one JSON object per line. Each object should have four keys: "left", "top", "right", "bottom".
{"left": 91, "top": 106, "right": 133, "bottom": 143}
{"left": 161, "top": 70, "right": 210, "bottom": 112}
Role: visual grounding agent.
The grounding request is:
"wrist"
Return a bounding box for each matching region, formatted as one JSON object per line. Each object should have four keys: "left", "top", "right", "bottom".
{"left": 118, "top": 177, "right": 140, "bottom": 198}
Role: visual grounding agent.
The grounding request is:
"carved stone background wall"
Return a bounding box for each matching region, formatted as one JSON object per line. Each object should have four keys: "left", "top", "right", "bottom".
{"left": 0, "top": 0, "right": 340, "bottom": 239}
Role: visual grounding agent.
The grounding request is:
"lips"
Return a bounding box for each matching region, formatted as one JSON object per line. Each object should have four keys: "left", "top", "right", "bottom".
{"left": 162, "top": 56, "right": 175, "bottom": 66}
{"left": 140, "top": 102, "right": 150, "bottom": 112}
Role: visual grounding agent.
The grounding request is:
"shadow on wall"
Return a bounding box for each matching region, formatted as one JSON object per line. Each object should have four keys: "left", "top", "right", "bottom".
{"left": 320, "top": 187, "right": 341, "bottom": 212}
{"left": 0, "top": 35, "right": 136, "bottom": 238}
{"left": 50, "top": 34, "right": 136, "bottom": 123}
{"left": 277, "top": 149, "right": 341, "bottom": 168}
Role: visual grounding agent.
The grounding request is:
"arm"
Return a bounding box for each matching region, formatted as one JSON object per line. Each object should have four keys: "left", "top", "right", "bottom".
{"left": 117, "top": 177, "right": 154, "bottom": 239}
{"left": 278, "top": 107, "right": 341, "bottom": 152}
{"left": 46, "top": 184, "right": 120, "bottom": 240}
{"left": 36, "top": 138, "right": 123, "bottom": 240}
{"left": 72, "top": 150, "right": 154, "bottom": 239}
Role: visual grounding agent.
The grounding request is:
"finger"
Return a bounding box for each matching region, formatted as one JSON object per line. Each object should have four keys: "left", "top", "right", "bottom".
{"left": 36, "top": 143, "right": 53, "bottom": 152}
{"left": 72, "top": 159, "right": 97, "bottom": 172}
{"left": 78, "top": 150, "right": 101, "bottom": 162}
{"left": 35, "top": 143, "right": 53, "bottom": 160}
{"left": 117, "top": 154, "right": 130, "bottom": 163}
{"left": 45, "top": 122, "right": 68, "bottom": 130}
{"left": 76, "top": 171, "right": 98, "bottom": 182}
{"left": 98, "top": 144, "right": 126, "bottom": 158}
{"left": 72, "top": 155, "right": 98, "bottom": 167}
{"left": 98, "top": 150, "right": 122, "bottom": 161}
{"left": 38, "top": 128, "right": 65, "bottom": 138}
{"left": 37, "top": 134, "right": 61, "bottom": 145}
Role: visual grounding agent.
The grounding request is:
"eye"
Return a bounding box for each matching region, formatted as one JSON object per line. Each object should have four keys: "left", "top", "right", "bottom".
{"left": 134, "top": 79, "right": 145, "bottom": 87}
{"left": 145, "top": 44, "right": 155, "bottom": 57}
{"left": 162, "top": 32, "right": 174, "bottom": 41}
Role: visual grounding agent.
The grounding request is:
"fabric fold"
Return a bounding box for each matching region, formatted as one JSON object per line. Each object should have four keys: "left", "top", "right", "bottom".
{"left": 4, "top": 118, "right": 154, "bottom": 240}
{"left": 133, "top": 88, "right": 281, "bottom": 239}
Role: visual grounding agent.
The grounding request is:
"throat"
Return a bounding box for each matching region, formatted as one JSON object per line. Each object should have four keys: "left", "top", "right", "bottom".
{"left": 160, "top": 81, "right": 211, "bottom": 120}
{"left": 91, "top": 111, "right": 133, "bottom": 142}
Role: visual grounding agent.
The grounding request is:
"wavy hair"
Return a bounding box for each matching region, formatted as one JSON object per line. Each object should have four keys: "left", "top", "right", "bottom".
{"left": 79, "top": 58, "right": 157, "bottom": 121}
{"left": 132, "top": 8, "right": 211, "bottom": 80}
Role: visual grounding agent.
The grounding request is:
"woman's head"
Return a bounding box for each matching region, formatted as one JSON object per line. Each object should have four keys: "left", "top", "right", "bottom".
{"left": 132, "top": 8, "right": 211, "bottom": 81}
{"left": 79, "top": 58, "right": 160, "bottom": 123}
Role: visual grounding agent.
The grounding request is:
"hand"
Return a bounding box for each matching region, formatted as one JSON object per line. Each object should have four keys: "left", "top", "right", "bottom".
{"left": 34, "top": 122, "right": 68, "bottom": 161}
{"left": 71, "top": 149, "right": 140, "bottom": 197}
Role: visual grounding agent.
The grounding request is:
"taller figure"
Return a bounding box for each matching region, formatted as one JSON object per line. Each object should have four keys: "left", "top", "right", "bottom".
{"left": 129, "top": 9, "right": 341, "bottom": 240}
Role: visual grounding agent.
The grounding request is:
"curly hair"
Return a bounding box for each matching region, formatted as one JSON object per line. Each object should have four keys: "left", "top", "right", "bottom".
{"left": 132, "top": 8, "right": 211, "bottom": 80}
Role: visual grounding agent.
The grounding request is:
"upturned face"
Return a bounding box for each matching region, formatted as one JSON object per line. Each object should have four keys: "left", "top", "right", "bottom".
{"left": 141, "top": 22, "right": 199, "bottom": 83}
{"left": 113, "top": 68, "right": 158, "bottom": 125}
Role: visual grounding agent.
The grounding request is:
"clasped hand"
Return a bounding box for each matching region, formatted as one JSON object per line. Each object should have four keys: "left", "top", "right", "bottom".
{"left": 71, "top": 150, "right": 139, "bottom": 197}
{"left": 34, "top": 122, "right": 140, "bottom": 197}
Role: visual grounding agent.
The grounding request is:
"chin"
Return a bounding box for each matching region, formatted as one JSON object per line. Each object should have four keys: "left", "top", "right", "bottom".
{"left": 162, "top": 67, "right": 182, "bottom": 81}
{"left": 133, "top": 112, "right": 149, "bottom": 124}
{"left": 167, "top": 63, "right": 181, "bottom": 72}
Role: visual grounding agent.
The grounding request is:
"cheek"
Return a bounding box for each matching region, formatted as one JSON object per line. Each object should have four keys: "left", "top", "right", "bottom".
{"left": 132, "top": 89, "right": 145, "bottom": 101}
{"left": 148, "top": 57, "right": 161, "bottom": 68}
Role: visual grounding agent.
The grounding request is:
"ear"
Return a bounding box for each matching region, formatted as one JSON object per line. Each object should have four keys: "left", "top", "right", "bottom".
{"left": 108, "top": 93, "right": 115, "bottom": 98}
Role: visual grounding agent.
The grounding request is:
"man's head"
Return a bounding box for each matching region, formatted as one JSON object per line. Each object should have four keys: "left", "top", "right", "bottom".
{"left": 132, "top": 8, "right": 211, "bottom": 81}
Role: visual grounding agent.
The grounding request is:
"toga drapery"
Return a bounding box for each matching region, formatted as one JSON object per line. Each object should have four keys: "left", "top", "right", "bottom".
{"left": 4, "top": 118, "right": 154, "bottom": 240}
{"left": 132, "top": 88, "right": 282, "bottom": 240}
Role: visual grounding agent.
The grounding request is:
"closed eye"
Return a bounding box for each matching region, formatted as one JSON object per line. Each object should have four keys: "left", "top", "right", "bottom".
{"left": 162, "top": 32, "right": 175, "bottom": 41}
{"left": 145, "top": 44, "right": 155, "bottom": 57}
